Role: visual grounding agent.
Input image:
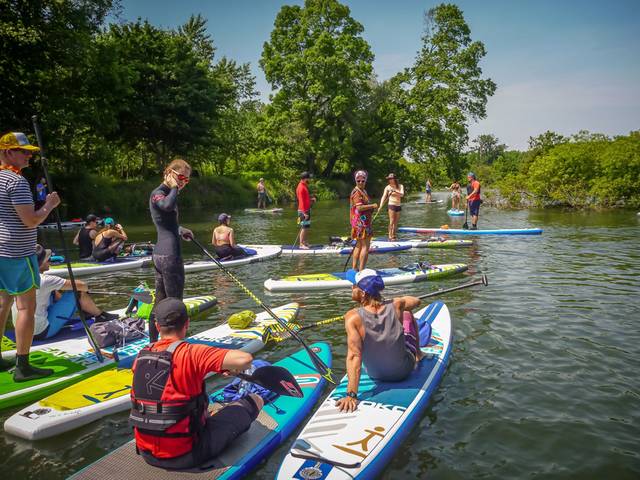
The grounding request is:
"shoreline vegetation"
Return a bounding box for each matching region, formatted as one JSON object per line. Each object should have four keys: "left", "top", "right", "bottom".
{"left": 4, "top": 1, "right": 638, "bottom": 216}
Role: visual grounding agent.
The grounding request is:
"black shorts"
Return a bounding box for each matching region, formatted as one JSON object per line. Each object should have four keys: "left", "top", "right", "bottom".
{"left": 140, "top": 397, "right": 260, "bottom": 470}
{"left": 469, "top": 199, "right": 481, "bottom": 216}
{"left": 215, "top": 244, "right": 246, "bottom": 259}
{"left": 388, "top": 205, "right": 402, "bottom": 212}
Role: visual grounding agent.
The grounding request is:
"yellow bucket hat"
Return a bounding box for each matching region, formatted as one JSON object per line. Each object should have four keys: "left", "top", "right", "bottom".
{"left": 0, "top": 132, "right": 40, "bottom": 151}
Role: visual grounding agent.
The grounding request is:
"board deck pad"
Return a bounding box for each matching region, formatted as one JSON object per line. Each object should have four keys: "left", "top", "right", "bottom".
{"left": 277, "top": 302, "right": 452, "bottom": 479}
{"left": 69, "top": 342, "right": 331, "bottom": 480}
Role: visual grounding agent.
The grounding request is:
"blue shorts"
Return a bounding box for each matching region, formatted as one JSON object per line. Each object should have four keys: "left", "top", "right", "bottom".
{"left": 297, "top": 211, "right": 311, "bottom": 229}
{"left": 0, "top": 254, "right": 40, "bottom": 295}
{"left": 469, "top": 199, "right": 481, "bottom": 216}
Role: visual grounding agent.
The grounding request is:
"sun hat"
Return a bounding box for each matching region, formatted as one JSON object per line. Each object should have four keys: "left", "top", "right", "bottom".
{"left": 0, "top": 132, "right": 40, "bottom": 151}
{"left": 346, "top": 268, "right": 385, "bottom": 297}
{"left": 35, "top": 244, "right": 52, "bottom": 265}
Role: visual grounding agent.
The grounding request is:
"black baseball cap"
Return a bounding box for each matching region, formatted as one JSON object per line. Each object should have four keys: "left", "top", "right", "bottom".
{"left": 154, "top": 297, "right": 189, "bottom": 328}
{"left": 85, "top": 214, "right": 100, "bottom": 223}
{"left": 300, "top": 171, "right": 312, "bottom": 179}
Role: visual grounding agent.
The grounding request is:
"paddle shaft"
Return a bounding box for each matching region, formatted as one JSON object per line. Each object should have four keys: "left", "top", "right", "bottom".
{"left": 31, "top": 115, "right": 104, "bottom": 363}
{"left": 418, "top": 275, "right": 488, "bottom": 299}
{"left": 188, "top": 236, "right": 335, "bottom": 384}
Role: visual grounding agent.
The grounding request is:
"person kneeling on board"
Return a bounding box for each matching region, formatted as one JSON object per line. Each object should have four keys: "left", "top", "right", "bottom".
{"left": 34, "top": 244, "right": 118, "bottom": 340}
{"left": 129, "top": 297, "right": 264, "bottom": 470}
{"left": 211, "top": 213, "right": 247, "bottom": 260}
{"left": 336, "top": 269, "right": 424, "bottom": 413}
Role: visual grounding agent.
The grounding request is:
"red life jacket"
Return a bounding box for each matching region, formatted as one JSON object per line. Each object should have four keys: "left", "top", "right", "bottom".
{"left": 129, "top": 340, "right": 209, "bottom": 459}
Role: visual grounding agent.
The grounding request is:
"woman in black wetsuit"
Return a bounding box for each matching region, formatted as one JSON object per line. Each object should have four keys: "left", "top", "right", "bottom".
{"left": 148, "top": 158, "right": 193, "bottom": 342}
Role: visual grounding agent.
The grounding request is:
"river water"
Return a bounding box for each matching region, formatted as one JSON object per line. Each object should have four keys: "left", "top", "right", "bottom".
{"left": 3, "top": 193, "right": 639, "bottom": 479}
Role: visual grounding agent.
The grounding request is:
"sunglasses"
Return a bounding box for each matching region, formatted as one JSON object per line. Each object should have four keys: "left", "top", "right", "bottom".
{"left": 171, "top": 169, "right": 190, "bottom": 183}
{"left": 356, "top": 179, "right": 366, "bottom": 183}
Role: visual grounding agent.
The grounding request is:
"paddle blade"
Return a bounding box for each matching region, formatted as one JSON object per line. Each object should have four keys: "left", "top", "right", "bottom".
{"left": 239, "top": 366, "right": 303, "bottom": 398}
{"left": 131, "top": 291, "right": 153, "bottom": 304}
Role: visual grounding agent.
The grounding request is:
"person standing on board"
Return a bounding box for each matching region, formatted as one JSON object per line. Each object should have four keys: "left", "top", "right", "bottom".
{"left": 350, "top": 170, "right": 377, "bottom": 271}
{"left": 73, "top": 214, "right": 100, "bottom": 261}
{"left": 447, "top": 180, "right": 461, "bottom": 210}
{"left": 295, "top": 172, "right": 316, "bottom": 249}
{"left": 425, "top": 178, "right": 433, "bottom": 202}
{"left": 465, "top": 172, "right": 482, "bottom": 230}
{"left": 256, "top": 178, "right": 267, "bottom": 209}
{"left": 377, "top": 173, "right": 404, "bottom": 241}
{"left": 148, "top": 159, "right": 194, "bottom": 343}
{"left": 0, "top": 132, "right": 60, "bottom": 381}
{"left": 335, "top": 269, "right": 424, "bottom": 413}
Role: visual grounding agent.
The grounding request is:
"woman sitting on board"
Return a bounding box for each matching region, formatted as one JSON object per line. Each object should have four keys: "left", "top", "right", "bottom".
{"left": 33, "top": 244, "right": 117, "bottom": 339}
{"left": 350, "top": 170, "right": 377, "bottom": 271}
{"left": 92, "top": 217, "right": 128, "bottom": 262}
{"left": 336, "top": 269, "right": 424, "bottom": 413}
{"left": 447, "top": 180, "right": 461, "bottom": 210}
{"left": 212, "top": 213, "right": 247, "bottom": 260}
{"left": 377, "top": 173, "right": 404, "bottom": 241}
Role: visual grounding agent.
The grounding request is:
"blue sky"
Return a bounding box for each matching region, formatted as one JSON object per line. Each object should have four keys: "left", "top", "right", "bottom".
{"left": 115, "top": 0, "right": 639, "bottom": 150}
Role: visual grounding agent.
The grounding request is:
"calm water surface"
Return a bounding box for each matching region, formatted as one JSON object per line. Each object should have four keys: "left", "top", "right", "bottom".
{"left": 3, "top": 193, "right": 639, "bottom": 479}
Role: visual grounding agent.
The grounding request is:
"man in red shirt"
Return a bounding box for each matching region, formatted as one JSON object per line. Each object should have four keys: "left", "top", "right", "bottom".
{"left": 295, "top": 171, "right": 316, "bottom": 249}
{"left": 465, "top": 172, "right": 482, "bottom": 230}
{"left": 130, "top": 297, "right": 264, "bottom": 470}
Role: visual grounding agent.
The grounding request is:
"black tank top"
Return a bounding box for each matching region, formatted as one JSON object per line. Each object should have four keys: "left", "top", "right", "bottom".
{"left": 78, "top": 228, "right": 94, "bottom": 258}
{"left": 93, "top": 233, "right": 113, "bottom": 251}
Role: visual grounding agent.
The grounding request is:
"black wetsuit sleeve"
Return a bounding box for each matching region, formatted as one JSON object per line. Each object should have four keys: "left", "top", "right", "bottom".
{"left": 152, "top": 187, "right": 178, "bottom": 212}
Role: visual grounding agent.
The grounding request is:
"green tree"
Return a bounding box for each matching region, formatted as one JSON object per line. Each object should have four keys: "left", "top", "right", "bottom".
{"left": 399, "top": 3, "right": 496, "bottom": 171}
{"left": 260, "top": 0, "right": 374, "bottom": 177}
{"left": 472, "top": 134, "right": 506, "bottom": 165}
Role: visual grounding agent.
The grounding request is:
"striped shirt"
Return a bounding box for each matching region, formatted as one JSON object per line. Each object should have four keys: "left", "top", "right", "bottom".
{"left": 0, "top": 169, "right": 37, "bottom": 257}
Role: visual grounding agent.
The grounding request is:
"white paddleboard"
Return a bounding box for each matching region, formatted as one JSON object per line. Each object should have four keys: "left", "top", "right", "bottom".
{"left": 184, "top": 245, "right": 281, "bottom": 273}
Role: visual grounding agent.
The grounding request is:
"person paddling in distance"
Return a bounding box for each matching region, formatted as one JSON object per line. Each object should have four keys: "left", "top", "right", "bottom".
{"left": 377, "top": 173, "right": 404, "bottom": 241}
{"left": 212, "top": 213, "right": 247, "bottom": 260}
{"left": 0, "top": 132, "right": 61, "bottom": 381}
{"left": 33, "top": 244, "right": 118, "bottom": 340}
{"left": 130, "top": 297, "right": 264, "bottom": 470}
{"left": 296, "top": 171, "right": 316, "bottom": 249}
{"left": 465, "top": 172, "right": 482, "bottom": 230}
{"left": 92, "top": 217, "right": 128, "bottom": 262}
{"left": 256, "top": 178, "right": 267, "bottom": 209}
{"left": 73, "top": 213, "right": 100, "bottom": 261}
{"left": 148, "top": 158, "right": 194, "bottom": 343}
{"left": 425, "top": 178, "right": 433, "bottom": 202}
{"left": 335, "top": 269, "right": 424, "bottom": 413}
{"left": 447, "top": 180, "right": 461, "bottom": 210}
{"left": 350, "top": 170, "right": 377, "bottom": 271}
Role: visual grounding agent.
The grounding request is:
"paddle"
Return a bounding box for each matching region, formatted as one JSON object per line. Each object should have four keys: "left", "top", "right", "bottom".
{"left": 233, "top": 365, "right": 303, "bottom": 398}
{"left": 89, "top": 290, "right": 153, "bottom": 304}
{"left": 187, "top": 235, "right": 336, "bottom": 384}
{"left": 289, "top": 225, "right": 303, "bottom": 253}
{"left": 462, "top": 202, "right": 469, "bottom": 230}
{"left": 32, "top": 115, "right": 104, "bottom": 363}
{"left": 417, "top": 274, "right": 488, "bottom": 299}
{"left": 266, "top": 276, "right": 488, "bottom": 341}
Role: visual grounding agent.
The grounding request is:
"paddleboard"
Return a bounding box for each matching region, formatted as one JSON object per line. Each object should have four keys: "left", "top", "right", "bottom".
{"left": 399, "top": 226, "right": 543, "bottom": 235}
{"left": 264, "top": 262, "right": 467, "bottom": 292}
{"left": 184, "top": 245, "right": 282, "bottom": 273}
{"left": 4, "top": 303, "right": 299, "bottom": 440}
{"left": 47, "top": 256, "right": 151, "bottom": 278}
{"left": 280, "top": 241, "right": 411, "bottom": 256}
{"left": 414, "top": 199, "right": 443, "bottom": 204}
{"left": 68, "top": 342, "right": 331, "bottom": 480}
{"left": 447, "top": 209, "right": 465, "bottom": 216}
{"left": 277, "top": 301, "right": 451, "bottom": 479}
{"left": 0, "top": 295, "right": 217, "bottom": 411}
{"left": 38, "top": 220, "right": 85, "bottom": 230}
{"left": 244, "top": 208, "right": 284, "bottom": 214}
{"left": 373, "top": 237, "right": 473, "bottom": 249}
